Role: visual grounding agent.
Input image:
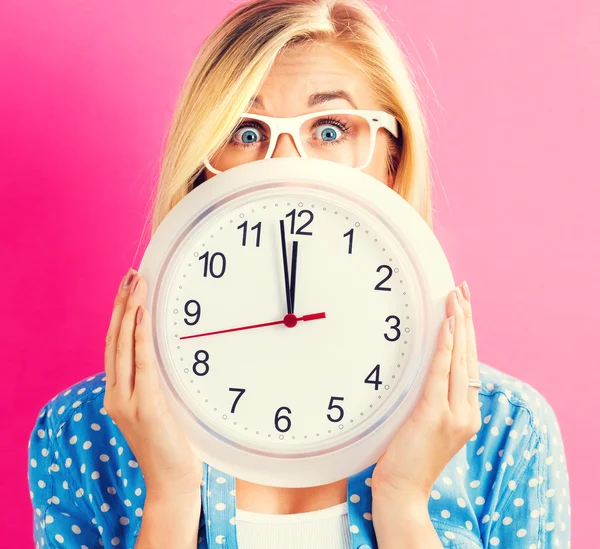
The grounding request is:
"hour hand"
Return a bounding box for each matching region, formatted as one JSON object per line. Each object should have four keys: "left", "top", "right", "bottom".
{"left": 289, "top": 240, "right": 298, "bottom": 314}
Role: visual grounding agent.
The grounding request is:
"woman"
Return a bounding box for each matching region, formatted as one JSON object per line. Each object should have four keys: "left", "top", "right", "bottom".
{"left": 27, "top": 1, "right": 570, "bottom": 548}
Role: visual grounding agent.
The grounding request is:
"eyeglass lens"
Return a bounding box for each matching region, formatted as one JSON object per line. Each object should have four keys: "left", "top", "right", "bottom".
{"left": 208, "top": 113, "right": 372, "bottom": 171}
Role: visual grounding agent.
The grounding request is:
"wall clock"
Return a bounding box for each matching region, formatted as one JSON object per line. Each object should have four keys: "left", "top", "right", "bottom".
{"left": 138, "top": 157, "right": 455, "bottom": 488}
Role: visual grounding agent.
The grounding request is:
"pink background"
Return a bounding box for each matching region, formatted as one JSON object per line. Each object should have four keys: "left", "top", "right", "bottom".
{"left": 1, "top": 0, "right": 598, "bottom": 546}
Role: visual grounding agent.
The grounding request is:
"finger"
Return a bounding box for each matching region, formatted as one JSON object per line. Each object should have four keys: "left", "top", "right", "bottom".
{"left": 104, "top": 268, "right": 136, "bottom": 389}
{"left": 448, "top": 287, "right": 468, "bottom": 412}
{"left": 131, "top": 301, "right": 160, "bottom": 402}
{"left": 421, "top": 314, "right": 455, "bottom": 409}
{"left": 115, "top": 273, "right": 145, "bottom": 401}
{"left": 458, "top": 281, "right": 480, "bottom": 407}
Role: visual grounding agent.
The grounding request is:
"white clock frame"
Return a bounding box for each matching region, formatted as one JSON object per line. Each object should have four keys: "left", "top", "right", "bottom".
{"left": 138, "top": 157, "right": 455, "bottom": 487}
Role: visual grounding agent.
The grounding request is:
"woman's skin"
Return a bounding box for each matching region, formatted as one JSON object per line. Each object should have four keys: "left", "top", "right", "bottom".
{"left": 105, "top": 42, "right": 481, "bottom": 549}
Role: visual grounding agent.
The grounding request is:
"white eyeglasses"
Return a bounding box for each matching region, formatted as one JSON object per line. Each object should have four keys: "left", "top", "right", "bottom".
{"left": 204, "top": 109, "right": 400, "bottom": 174}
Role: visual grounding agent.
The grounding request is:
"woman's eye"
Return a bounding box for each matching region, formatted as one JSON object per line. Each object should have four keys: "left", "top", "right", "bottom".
{"left": 234, "top": 126, "right": 263, "bottom": 144}
{"left": 315, "top": 124, "right": 342, "bottom": 142}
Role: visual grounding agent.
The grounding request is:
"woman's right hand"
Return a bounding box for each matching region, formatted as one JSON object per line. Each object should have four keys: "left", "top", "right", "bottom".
{"left": 104, "top": 268, "right": 204, "bottom": 500}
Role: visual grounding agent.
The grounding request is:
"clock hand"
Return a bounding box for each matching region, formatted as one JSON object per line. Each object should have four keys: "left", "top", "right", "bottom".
{"left": 179, "top": 312, "right": 326, "bottom": 339}
{"left": 279, "top": 219, "right": 292, "bottom": 314}
{"left": 289, "top": 240, "right": 298, "bottom": 314}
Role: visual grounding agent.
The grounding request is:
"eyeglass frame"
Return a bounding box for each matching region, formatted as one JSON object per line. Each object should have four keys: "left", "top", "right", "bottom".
{"left": 204, "top": 109, "right": 400, "bottom": 174}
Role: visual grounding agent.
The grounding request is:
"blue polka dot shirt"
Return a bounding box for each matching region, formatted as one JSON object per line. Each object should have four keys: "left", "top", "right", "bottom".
{"left": 27, "top": 362, "right": 571, "bottom": 548}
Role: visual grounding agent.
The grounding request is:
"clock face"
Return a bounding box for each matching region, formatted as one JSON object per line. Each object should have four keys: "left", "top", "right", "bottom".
{"left": 153, "top": 184, "right": 425, "bottom": 456}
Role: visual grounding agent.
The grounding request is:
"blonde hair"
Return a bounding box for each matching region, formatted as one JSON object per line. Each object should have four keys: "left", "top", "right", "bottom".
{"left": 149, "top": 0, "right": 433, "bottom": 237}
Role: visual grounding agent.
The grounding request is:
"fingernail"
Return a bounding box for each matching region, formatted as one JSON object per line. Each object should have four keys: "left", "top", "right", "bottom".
{"left": 448, "top": 315, "right": 455, "bottom": 335}
{"left": 136, "top": 306, "right": 144, "bottom": 325}
{"left": 454, "top": 288, "right": 463, "bottom": 309}
{"left": 460, "top": 281, "right": 470, "bottom": 303}
{"left": 121, "top": 268, "right": 134, "bottom": 289}
{"left": 129, "top": 275, "right": 140, "bottom": 295}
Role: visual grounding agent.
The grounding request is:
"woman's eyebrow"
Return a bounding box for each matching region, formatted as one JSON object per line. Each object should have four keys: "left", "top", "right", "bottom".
{"left": 251, "top": 90, "right": 358, "bottom": 110}
{"left": 307, "top": 90, "right": 358, "bottom": 109}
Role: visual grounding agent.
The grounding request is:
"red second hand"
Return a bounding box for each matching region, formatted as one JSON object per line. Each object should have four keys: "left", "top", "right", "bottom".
{"left": 179, "top": 312, "right": 326, "bottom": 340}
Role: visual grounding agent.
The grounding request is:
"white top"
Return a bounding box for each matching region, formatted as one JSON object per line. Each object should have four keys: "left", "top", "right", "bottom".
{"left": 235, "top": 501, "right": 352, "bottom": 549}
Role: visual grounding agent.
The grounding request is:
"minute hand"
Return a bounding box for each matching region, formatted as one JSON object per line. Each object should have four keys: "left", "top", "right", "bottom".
{"left": 279, "top": 220, "right": 292, "bottom": 314}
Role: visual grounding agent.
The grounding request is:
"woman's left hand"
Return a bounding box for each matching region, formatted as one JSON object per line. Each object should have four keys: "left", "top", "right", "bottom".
{"left": 371, "top": 281, "right": 482, "bottom": 507}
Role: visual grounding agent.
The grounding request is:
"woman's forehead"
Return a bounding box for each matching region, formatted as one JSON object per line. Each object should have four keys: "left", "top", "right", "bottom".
{"left": 253, "top": 45, "right": 379, "bottom": 115}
